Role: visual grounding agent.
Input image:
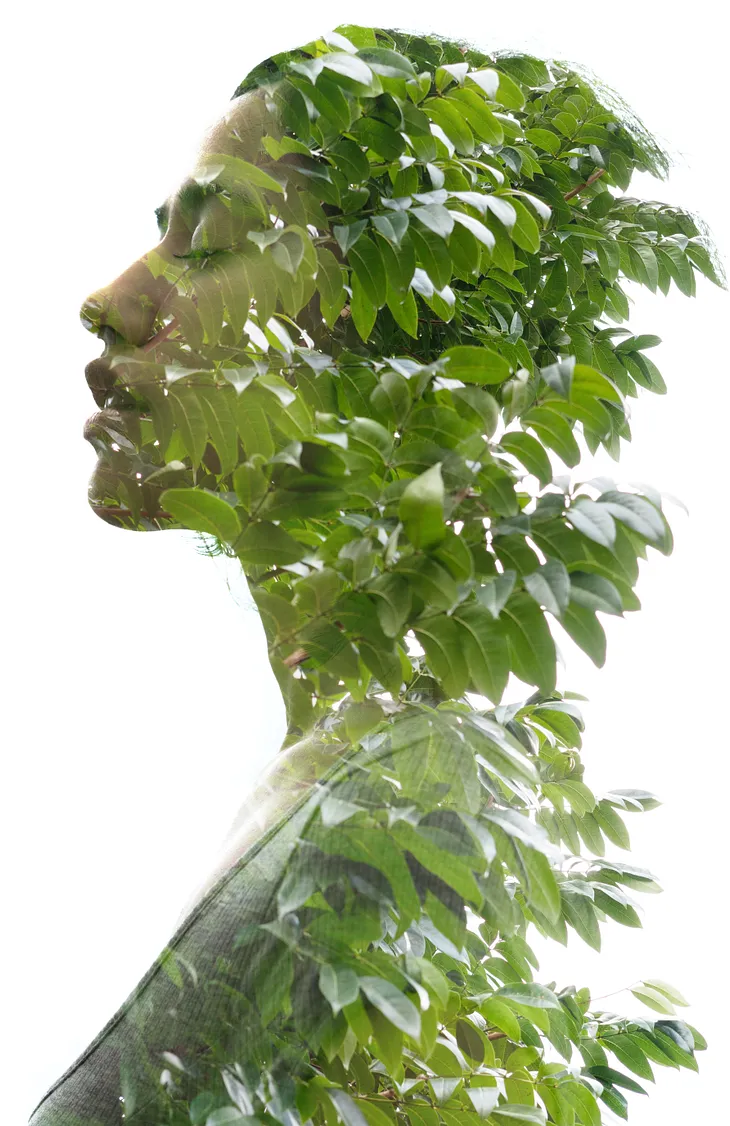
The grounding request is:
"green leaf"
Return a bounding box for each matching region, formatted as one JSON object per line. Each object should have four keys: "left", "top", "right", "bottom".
{"left": 509, "top": 199, "right": 542, "bottom": 253}
{"left": 561, "top": 890, "right": 601, "bottom": 950}
{"left": 397, "top": 556, "right": 459, "bottom": 612}
{"left": 569, "top": 572, "right": 623, "bottom": 615}
{"left": 685, "top": 239, "right": 725, "bottom": 286}
{"left": 369, "top": 574, "right": 412, "bottom": 638}
{"left": 433, "top": 528, "right": 475, "bottom": 582}
{"left": 442, "top": 345, "right": 511, "bottom": 385}
{"left": 497, "top": 982, "right": 561, "bottom": 1010}
{"left": 568, "top": 500, "right": 616, "bottom": 548}
{"left": 451, "top": 210, "right": 497, "bottom": 250}
{"left": 642, "top": 980, "right": 689, "bottom": 1007}
{"left": 597, "top": 491, "right": 665, "bottom": 545}
{"left": 349, "top": 235, "right": 387, "bottom": 308}
{"left": 387, "top": 287, "right": 419, "bottom": 337}
{"left": 317, "top": 246, "right": 347, "bottom": 326}
{"left": 358, "top": 46, "right": 416, "bottom": 78}
{"left": 160, "top": 488, "right": 242, "bottom": 543}
{"left": 597, "top": 1086, "right": 627, "bottom": 1120}
{"left": 205, "top": 1109, "right": 248, "bottom": 1126}
{"left": 345, "top": 827, "right": 421, "bottom": 926}
{"left": 446, "top": 88, "right": 504, "bottom": 144}
{"left": 367, "top": 1006, "right": 403, "bottom": 1072}
{"left": 491, "top": 1107, "right": 546, "bottom": 1126}
{"left": 593, "top": 801, "right": 631, "bottom": 849}
{"left": 235, "top": 521, "right": 305, "bottom": 565}
{"left": 372, "top": 211, "right": 410, "bottom": 247}
{"left": 198, "top": 387, "right": 239, "bottom": 476}
{"left": 517, "top": 843, "right": 561, "bottom": 922}
{"left": 502, "top": 593, "right": 557, "bottom": 693}
{"left": 603, "top": 1035, "right": 655, "bottom": 1080}
{"left": 525, "top": 128, "right": 560, "bottom": 155}
{"left": 399, "top": 463, "right": 446, "bottom": 550}
{"left": 410, "top": 224, "right": 453, "bottom": 289}
{"left": 414, "top": 614, "right": 470, "bottom": 698}
{"left": 334, "top": 219, "right": 368, "bottom": 256}
{"left": 212, "top": 252, "right": 251, "bottom": 338}
{"left": 482, "top": 998, "right": 522, "bottom": 1041}
{"left": 167, "top": 387, "right": 208, "bottom": 467}
{"left": 413, "top": 204, "right": 455, "bottom": 238}
{"left": 467, "top": 715, "right": 538, "bottom": 786}
{"left": 475, "top": 571, "right": 517, "bottom": 619}
{"left": 631, "top": 244, "right": 659, "bottom": 292}
{"left": 319, "top": 964, "right": 361, "bottom": 1015}
{"left": 195, "top": 153, "right": 285, "bottom": 195}
{"left": 350, "top": 270, "right": 377, "bottom": 342}
{"left": 524, "top": 407, "right": 581, "bottom": 468}
{"left": 358, "top": 976, "right": 421, "bottom": 1038}
{"left": 630, "top": 985, "right": 677, "bottom": 1016}
{"left": 524, "top": 560, "right": 571, "bottom": 616}
{"left": 350, "top": 117, "right": 406, "bottom": 161}
{"left": 423, "top": 97, "right": 475, "bottom": 155}
{"left": 327, "top": 1089, "right": 371, "bottom": 1126}
{"left": 560, "top": 603, "right": 607, "bottom": 667}
{"left": 562, "top": 1083, "right": 600, "bottom": 1126}
{"left": 453, "top": 604, "right": 510, "bottom": 703}
{"left": 500, "top": 431, "right": 553, "bottom": 487}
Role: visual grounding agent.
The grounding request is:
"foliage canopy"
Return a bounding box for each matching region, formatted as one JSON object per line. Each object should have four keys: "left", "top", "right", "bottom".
{"left": 46, "top": 21, "right": 725, "bottom": 1126}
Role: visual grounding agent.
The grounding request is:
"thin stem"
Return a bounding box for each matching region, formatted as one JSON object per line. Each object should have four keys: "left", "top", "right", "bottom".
{"left": 143, "top": 316, "right": 181, "bottom": 353}
{"left": 563, "top": 168, "right": 606, "bottom": 201}
{"left": 90, "top": 505, "right": 173, "bottom": 521}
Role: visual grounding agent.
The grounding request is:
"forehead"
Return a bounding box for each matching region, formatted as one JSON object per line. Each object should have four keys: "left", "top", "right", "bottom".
{"left": 195, "top": 88, "right": 275, "bottom": 164}
{"left": 159, "top": 87, "right": 278, "bottom": 219}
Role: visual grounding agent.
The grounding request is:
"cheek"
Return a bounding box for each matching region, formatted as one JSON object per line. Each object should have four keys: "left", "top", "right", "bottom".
{"left": 191, "top": 196, "right": 234, "bottom": 253}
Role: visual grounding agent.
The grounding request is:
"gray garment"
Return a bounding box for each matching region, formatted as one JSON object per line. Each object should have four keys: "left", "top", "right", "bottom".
{"left": 28, "top": 770, "right": 326, "bottom": 1125}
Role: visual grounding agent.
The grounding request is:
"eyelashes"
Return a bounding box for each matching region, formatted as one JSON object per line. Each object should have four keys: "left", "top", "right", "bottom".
{"left": 172, "top": 246, "right": 235, "bottom": 261}
{"left": 154, "top": 203, "right": 170, "bottom": 238}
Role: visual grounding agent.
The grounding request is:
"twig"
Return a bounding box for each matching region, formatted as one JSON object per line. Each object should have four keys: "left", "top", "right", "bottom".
{"left": 563, "top": 168, "right": 606, "bottom": 201}
{"left": 90, "top": 505, "right": 173, "bottom": 520}
{"left": 143, "top": 317, "right": 181, "bottom": 353}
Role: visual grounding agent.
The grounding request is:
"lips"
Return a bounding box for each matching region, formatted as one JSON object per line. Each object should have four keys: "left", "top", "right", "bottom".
{"left": 83, "top": 407, "right": 139, "bottom": 447}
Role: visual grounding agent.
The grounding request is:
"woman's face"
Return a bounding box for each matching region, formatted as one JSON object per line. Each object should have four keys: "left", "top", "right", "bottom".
{"left": 79, "top": 89, "right": 274, "bottom": 526}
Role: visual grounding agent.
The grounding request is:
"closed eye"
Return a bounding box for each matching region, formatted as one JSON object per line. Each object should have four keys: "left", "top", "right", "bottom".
{"left": 154, "top": 202, "right": 170, "bottom": 238}
{"left": 172, "top": 246, "right": 234, "bottom": 260}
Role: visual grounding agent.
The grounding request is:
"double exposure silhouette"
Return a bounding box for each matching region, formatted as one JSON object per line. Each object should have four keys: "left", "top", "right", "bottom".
{"left": 30, "top": 22, "right": 724, "bottom": 1126}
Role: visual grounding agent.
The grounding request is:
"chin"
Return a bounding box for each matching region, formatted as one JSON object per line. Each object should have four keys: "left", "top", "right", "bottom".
{"left": 87, "top": 460, "right": 169, "bottom": 530}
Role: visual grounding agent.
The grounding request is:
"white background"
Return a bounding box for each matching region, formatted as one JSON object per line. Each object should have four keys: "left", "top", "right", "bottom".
{"left": 3, "top": 1, "right": 728, "bottom": 1123}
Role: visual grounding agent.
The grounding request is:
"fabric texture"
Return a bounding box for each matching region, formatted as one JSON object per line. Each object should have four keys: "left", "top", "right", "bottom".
{"left": 28, "top": 746, "right": 339, "bottom": 1125}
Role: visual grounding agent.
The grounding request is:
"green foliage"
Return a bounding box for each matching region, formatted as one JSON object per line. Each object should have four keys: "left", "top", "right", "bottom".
{"left": 76, "top": 21, "right": 725, "bottom": 1126}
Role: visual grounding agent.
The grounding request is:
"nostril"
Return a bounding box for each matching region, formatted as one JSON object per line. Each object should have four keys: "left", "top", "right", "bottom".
{"left": 80, "top": 299, "right": 121, "bottom": 347}
{"left": 79, "top": 297, "right": 105, "bottom": 334}
{"left": 98, "top": 324, "right": 119, "bottom": 347}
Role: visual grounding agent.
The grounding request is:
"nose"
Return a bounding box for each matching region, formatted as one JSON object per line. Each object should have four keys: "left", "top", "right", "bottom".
{"left": 79, "top": 255, "right": 175, "bottom": 349}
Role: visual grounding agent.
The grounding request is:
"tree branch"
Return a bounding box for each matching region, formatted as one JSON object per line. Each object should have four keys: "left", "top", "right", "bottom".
{"left": 143, "top": 316, "right": 181, "bottom": 353}
{"left": 563, "top": 167, "right": 606, "bottom": 201}
{"left": 90, "top": 505, "right": 173, "bottom": 521}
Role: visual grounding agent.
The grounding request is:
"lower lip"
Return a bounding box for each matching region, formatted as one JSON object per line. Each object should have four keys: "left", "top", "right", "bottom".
{"left": 83, "top": 408, "right": 140, "bottom": 442}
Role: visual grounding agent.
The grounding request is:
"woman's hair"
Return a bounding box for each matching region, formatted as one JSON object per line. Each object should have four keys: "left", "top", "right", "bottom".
{"left": 231, "top": 24, "right": 724, "bottom": 287}
{"left": 233, "top": 25, "right": 673, "bottom": 179}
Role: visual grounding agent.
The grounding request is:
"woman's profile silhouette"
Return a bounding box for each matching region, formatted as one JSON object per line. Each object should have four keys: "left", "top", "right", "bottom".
{"left": 29, "top": 22, "right": 721, "bottom": 1126}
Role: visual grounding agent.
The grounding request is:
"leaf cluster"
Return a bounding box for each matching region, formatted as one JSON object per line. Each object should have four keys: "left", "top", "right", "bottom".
{"left": 76, "top": 24, "right": 721, "bottom": 1126}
